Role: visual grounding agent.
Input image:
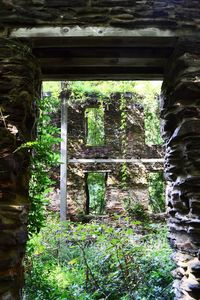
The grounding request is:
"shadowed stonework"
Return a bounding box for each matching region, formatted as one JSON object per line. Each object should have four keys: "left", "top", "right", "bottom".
{"left": 161, "top": 39, "right": 200, "bottom": 300}
{"left": 0, "top": 38, "right": 41, "bottom": 299}
{"left": 0, "top": 0, "right": 199, "bottom": 30}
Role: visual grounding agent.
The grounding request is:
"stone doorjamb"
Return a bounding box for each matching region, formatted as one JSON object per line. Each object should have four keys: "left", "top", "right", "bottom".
{"left": 0, "top": 38, "right": 41, "bottom": 299}
{"left": 161, "top": 38, "right": 200, "bottom": 300}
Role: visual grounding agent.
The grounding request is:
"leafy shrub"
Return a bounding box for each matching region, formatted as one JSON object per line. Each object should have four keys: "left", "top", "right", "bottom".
{"left": 24, "top": 215, "right": 174, "bottom": 300}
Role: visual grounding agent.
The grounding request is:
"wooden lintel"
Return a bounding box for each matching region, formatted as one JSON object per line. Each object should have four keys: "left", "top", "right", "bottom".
{"left": 41, "top": 65, "right": 163, "bottom": 80}
{"left": 38, "top": 57, "right": 166, "bottom": 68}
{"left": 42, "top": 73, "right": 163, "bottom": 81}
{"left": 30, "top": 36, "right": 178, "bottom": 49}
{"left": 34, "top": 47, "right": 173, "bottom": 59}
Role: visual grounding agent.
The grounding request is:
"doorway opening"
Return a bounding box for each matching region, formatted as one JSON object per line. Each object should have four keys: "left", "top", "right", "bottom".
{"left": 25, "top": 80, "right": 175, "bottom": 300}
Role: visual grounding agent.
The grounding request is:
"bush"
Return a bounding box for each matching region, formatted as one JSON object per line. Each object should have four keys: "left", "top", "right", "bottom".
{"left": 24, "top": 215, "right": 174, "bottom": 300}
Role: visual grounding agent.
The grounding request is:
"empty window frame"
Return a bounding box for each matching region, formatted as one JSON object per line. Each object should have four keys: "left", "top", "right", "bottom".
{"left": 85, "top": 107, "right": 105, "bottom": 146}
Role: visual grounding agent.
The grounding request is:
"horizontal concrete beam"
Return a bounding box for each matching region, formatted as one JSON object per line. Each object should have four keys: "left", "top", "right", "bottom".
{"left": 68, "top": 158, "right": 164, "bottom": 163}
{"left": 83, "top": 170, "right": 112, "bottom": 173}
{"left": 9, "top": 26, "right": 181, "bottom": 38}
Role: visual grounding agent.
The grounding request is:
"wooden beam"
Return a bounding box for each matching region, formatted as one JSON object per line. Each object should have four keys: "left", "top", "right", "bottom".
{"left": 42, "top": 73, "right": 163, "bottom": 81}
{"left": 41, "top": 66, "right": 164, "bottom": 80}
{"left": 33, "top": 47, "right": 173, "bottom": 58}
{"left": 30, "top": 36, "right": 178, "bottom": 49}
{"left": 38, "top": 57, "right": 166, "bottom": 68}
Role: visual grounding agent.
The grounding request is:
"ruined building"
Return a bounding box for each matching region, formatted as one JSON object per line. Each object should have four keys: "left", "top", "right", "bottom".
{"left": 0, "top": 0, "right": 200, "bottom": 299}
{"left": 63, "top": 92, "right": 163, "bottom": 217}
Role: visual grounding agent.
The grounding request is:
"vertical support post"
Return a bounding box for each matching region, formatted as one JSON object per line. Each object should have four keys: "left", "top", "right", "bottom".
{"left": 60, "top": 87, "right": 70, "bottom": 221}
{"left": 161, "top": 39, "right": 200, "bottom": 300}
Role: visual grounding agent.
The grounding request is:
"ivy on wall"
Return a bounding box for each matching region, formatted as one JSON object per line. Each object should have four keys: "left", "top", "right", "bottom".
{"left": 28, "top": 94, "right": 60, "bottom": 235}
{"left": 69, "top": 80, "right": 163, "bottom": 145}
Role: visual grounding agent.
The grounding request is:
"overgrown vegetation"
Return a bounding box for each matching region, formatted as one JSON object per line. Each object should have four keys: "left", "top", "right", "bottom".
{"left": 87, "top": 172, "right": 106, "bottom": 214}
{"left": 68, "top": 81, "right": 163, "bottom": 145}
{"left": 25, "top": 81, "right": 172, "bottom": 299}
{"left": 28, "top": 93, "right": 60, "bottom": 235}
{"left": 149, "top": 173, "right": 165, "bottom": 213}
{"left": 85, "top": 107, "right": 105, "bottom": 146}
{"left": 25, "top": 215, "right": 174, "bottom": 300}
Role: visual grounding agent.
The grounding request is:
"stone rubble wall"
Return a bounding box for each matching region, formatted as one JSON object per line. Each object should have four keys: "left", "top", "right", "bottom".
{"left": 161, "top": 38, "right": 200, "bottom": 300}
{"left": 68, "top": 92, "right": 162, "bottom": 159}
{"left": 66, "top": 162, "right": 148, "bottom": 217}
{"left": 0, "top": 38, "right": 41, "bottom": 299}
{"left": 0, "top": 0, "right": 199, "bottom": 31}
{"left": 64, "top": 93, "right": 162, "bottom": 217}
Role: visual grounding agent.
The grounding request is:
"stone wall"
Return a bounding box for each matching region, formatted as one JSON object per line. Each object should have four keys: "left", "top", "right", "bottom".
{"left": 66, "top": 162, "right": 148, "bottom": 217}
{"left": 0, "top": 0, "right": 199, "bottom": 32}
{"left": 0, "top": 38, "right": 41, "bottom": 299}
{"left": 161, "top": 38, "right": 200, "bottom": 300}
{"left": 68, "top": 92, "right": 148, "bottom": 159}
{"left": 65, "top": 93, "right": 163, "bottom": 217}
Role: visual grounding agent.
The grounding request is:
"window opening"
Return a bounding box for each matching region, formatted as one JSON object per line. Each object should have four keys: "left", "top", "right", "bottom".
{"left": 133, "top": 81, "right": 163, "bottom": 146}
{"left": 85, "top": 172, "right": 107, "bottom": 215}
{"left": 148, "top": 172, "right": 165, "bottom": 213}
{"left": 85, "top": 107, "right": 105, "bottom": 146}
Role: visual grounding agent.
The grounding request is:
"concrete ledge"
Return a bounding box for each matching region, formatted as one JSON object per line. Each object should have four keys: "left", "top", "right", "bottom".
{"left": 9, "top": 26, "right": 186, "bottom": 38}
{"left": 68, "top": 158, "right": 164, "bottom": 163}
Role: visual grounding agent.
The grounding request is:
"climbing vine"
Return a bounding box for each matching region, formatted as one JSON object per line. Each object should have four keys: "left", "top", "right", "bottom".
{"left": 28, "top": 94, "right": 60, "bottom": 236}
{"left": 119, "top": 95, "right": 128, "bottom": 189}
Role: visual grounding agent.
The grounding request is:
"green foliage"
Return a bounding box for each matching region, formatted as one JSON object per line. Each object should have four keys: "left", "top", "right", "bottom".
{"left": 28, "top": 93, "right": 60, "bottom": 236}
{"left": 135, "top": 82, "right": 163, "bottom": 145}
{"left": 25, "top": 80, "right": 168, "bottom": 299}
{"left": 125, "top": 200, "right": 149, "bottom": 222}
{"left": 69, "top": 81, "right": 137, "bottom": 98}
{"left": 70, "top": 80, "right": 163, "bottom": 146}
{"left": 85, "top": 107, "right": 105, "bottom": 146}
{"left": 43, "top": 81, "right": 61, "bottom": 98}
{"left": 144, "top": 109, "right": 163, "bottom": 145}
{"left": 25, "top": 215, "right": 174, "bottom": 300}
{"left": 149, "top": 173, "right": 165, "bottom": 213}
{"left": 87, "top": 172, "right": 106, "bottom": 214}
